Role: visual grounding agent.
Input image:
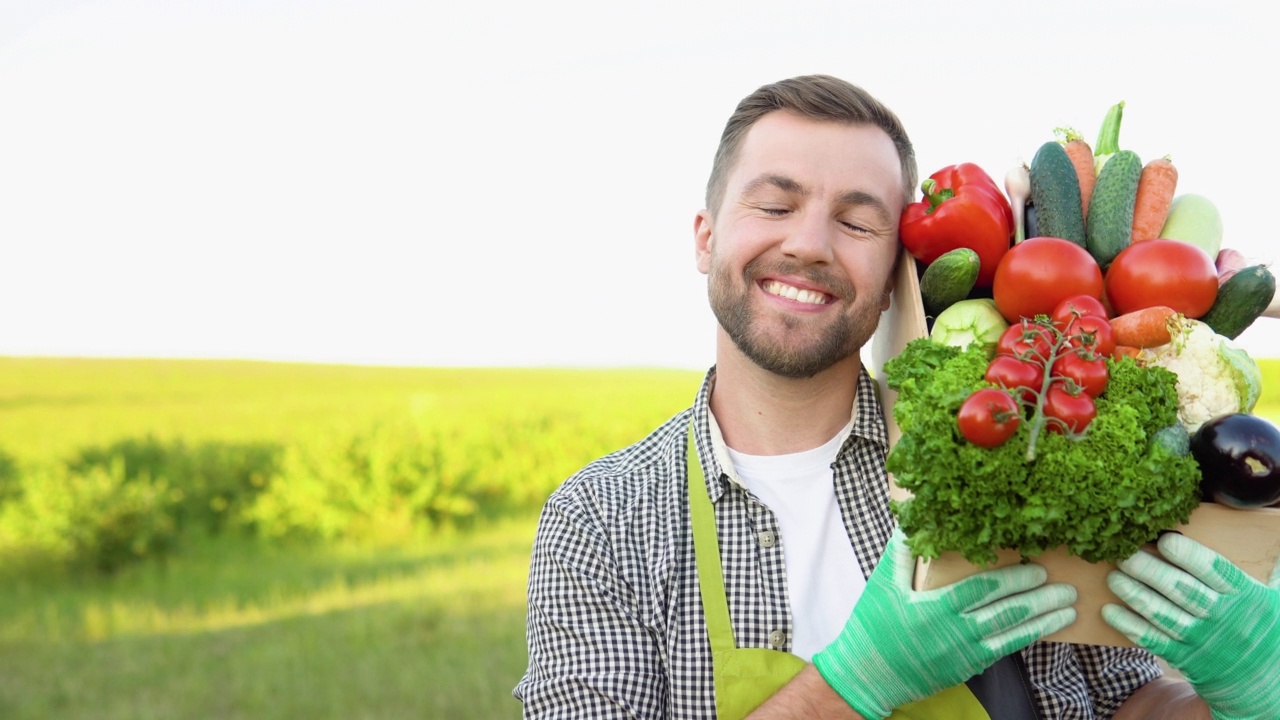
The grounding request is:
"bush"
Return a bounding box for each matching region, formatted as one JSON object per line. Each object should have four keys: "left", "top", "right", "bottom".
{"left": 244, "top": 417, "right": 480, "bottom": 545}
{"left": 0, "top": 460, "right": 178, "bottom": 574}
{"left": 69, "top": 437, "right": 282, "bottom": 535}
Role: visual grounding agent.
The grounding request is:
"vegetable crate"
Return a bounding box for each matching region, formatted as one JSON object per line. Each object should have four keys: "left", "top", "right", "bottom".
{"left": 871, "top": 248, "right": 1280, "bottom": 647}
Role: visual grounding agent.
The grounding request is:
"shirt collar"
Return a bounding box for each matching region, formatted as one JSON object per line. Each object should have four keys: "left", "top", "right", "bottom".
{"left": 690, "top": 365, "right": 888, "bottom": 501}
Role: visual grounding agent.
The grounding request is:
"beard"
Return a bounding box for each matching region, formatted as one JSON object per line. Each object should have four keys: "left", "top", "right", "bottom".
{"left": 708, "top": 255, "right": 884, "bottom": 379}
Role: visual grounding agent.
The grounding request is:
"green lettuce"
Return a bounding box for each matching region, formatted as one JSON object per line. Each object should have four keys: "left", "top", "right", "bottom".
{"left": 884, "top": 338, "right": 1201, "bottom": 566}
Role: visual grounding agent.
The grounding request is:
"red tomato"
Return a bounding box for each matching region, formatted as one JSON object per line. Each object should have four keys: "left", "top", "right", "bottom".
{"left": 1043, "top": 382, "right": 1097, "bottom": 434}
{"left": 1052, "top": 350, "right": 1109, "bottom": 398}
{"left": 992, "top": 237, "right": 1105, "bottom": 323}
{"left": 957, "top": 388, "right": 1022, "bottom": 448}
{"left": 995, "top": 321, "right": 1055, "bottom": 366}
{"left": 1051, "top": 294, "right": 1110, "bottom": 329}
{"left": 985, "top": 354, "right": 1043, "bottom": 404}
{"left": 1064, "top": 315, "right": 1116, "bottom": 359}
{"left": 1104, "top": 238, "right": 1219, "bottom": 318}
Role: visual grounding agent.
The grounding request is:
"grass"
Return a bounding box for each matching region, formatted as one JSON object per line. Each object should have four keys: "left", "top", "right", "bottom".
{"left": 0, "top": 515, "right": 540, "bottom": 720}
{"left": 0, "top": 357, "right": 707, "bottom": 720}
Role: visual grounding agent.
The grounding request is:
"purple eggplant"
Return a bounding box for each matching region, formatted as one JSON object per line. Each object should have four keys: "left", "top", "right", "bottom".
{"left": 1191, "top": 412, "right": 1280, "bottom": 509}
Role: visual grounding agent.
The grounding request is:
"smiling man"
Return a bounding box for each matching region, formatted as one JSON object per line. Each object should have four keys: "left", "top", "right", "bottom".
{"left": 514, "top": 75, "right": 1233, "bottom": 719}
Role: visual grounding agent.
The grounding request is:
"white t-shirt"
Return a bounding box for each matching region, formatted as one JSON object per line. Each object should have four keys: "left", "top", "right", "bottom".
{"left": 724, "top": 423, "right": 868, "bottom": 661}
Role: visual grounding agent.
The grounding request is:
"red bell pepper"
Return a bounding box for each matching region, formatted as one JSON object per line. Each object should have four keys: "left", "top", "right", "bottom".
{"left": 900, "top": 163, "right": 1014, "bottom": 287}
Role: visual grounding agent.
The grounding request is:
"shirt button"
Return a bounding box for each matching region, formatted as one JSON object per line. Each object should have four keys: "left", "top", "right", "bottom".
{"left": 757, "top": 530, "right": 776, "bottom": 548}
{"left": 768, "top": 630, "right": 786, "bottom": 649}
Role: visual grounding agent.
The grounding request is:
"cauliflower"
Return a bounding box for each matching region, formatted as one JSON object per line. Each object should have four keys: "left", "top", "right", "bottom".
{"left": 1139, "top": 318, "right": 1262, "bottom": 432}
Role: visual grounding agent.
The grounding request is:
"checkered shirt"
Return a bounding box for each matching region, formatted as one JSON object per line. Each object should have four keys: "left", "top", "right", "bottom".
{"left": 515, "top": 366, "right": 1162, "bottom": 718}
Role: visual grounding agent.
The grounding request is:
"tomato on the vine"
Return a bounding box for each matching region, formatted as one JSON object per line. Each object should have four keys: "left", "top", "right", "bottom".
{"left": 1104, "top": 238, "right": 1218, "bottom": 318}
{"left": 985, "top": 354, "right": 1042, "bottom": 405}
{"left": 957, "top": 388, "right": 1022, "bottom": 448}
{"left": 1051, "top": 294, "right": 1109, "bottom": 329}
{"left": 1065, "top": 315, "right": 1116, "bottom": 359}
{"left": 1043, "top": 382, "right": 1097, "bottom": 434}
{"left": 1052, "top": 350, "right": 1109, "bottom": 398}
{"left": 996, "top": 322, "right": 1054, "bottom": 366}
{"left": 992, "top": 237, "right": 1104, "bottom": 323}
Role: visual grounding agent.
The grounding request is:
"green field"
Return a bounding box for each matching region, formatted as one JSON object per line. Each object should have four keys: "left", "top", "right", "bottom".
{"left": 2, "top": 355, "right": 1278, "bottom": 719}
{"left": 0, "top": 357, "right": 704, "bottom": 719}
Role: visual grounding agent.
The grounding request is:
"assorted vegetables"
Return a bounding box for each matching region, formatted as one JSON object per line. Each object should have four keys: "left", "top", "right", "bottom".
{"left": 890, "top": 100, "right": 1280, "bottom": 565}
{"left": 884, "top": 338, "right": 1201, "bottom": 566}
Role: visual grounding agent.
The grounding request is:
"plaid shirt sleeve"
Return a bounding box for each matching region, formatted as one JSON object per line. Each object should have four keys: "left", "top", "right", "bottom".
{"left": 1023, "top": 641, "right": 1164, "bottom": 719}
{"left": 514, "top": 476, "right": 669, "bottom": 719}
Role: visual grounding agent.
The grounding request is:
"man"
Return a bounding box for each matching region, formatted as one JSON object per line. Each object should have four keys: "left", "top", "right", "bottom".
{"left": 515, "top": 75, "right": 1279, "bottom": 719}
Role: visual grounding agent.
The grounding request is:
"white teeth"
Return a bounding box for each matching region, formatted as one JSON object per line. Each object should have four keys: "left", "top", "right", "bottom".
{"left": 797, "top": 289, "right": 824, "bottom": 304}
{"left": 763, "top": 280, "right": 828, "bottom": 305}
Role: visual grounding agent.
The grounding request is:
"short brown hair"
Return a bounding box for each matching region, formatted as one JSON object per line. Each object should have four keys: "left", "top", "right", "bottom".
{"left": 704, "top": 75, "right": 917, "bottom": 217}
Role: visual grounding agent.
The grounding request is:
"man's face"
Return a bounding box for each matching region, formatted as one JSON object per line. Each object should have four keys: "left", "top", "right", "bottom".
{"left": 695, "top": 110, "right": 905, "bottom": 379}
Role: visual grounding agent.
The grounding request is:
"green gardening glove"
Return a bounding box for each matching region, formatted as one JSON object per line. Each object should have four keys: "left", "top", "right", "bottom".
{"left": 1102, "top": 533, "right": 1280, "bottom": 720}
{"left": 813, "top": 528, "right": 1078, "bottom": 719}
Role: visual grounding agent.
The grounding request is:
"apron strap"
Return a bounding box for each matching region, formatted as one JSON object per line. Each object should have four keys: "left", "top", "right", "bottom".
{"left": 687, "top": 422, "right": 737, "bottom": 655}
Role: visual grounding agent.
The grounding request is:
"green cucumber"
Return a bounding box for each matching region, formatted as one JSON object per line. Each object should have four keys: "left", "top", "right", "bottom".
{"left": 1199, "top": 264, "right": 1276, "bottom": 339}
{"left": 919, "top": 247, "right": 980, "bottom": 317}
{"left": 1085, "top": 149, "right": 1142, "bottom": 268}
{"left": 1028, "top": 140, "right": 1086, "bottom": 247}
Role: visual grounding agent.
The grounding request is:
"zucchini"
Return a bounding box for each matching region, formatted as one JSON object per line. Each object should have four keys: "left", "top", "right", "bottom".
{"left": 1200, "top": 264, "right": 1276, "bottom": 339}
{"left": 1028, "top": 141, "right": 1086, "bottom": 247}
{"left": 1085, "top": 149, "right": 1143, "bottom": 268}
{"left": 919, "top": 247, "right": 980, "bottom": 317}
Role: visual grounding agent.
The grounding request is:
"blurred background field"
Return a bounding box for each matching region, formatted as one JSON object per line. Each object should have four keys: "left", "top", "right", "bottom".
{"left": 2, "top": 357, "right": 1278, "bottom": 719}
{"left": 0, "top": 358, "right": 703, "bottom": 719}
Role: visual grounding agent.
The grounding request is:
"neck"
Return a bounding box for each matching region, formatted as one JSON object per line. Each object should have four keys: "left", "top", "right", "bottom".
{"left": 710, "top": 336, "right": 862, "bottom": 456}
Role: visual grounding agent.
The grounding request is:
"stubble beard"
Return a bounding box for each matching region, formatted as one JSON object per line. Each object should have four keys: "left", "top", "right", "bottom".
{"left": 708, "top": 256, "right": 883, "bottom": 379}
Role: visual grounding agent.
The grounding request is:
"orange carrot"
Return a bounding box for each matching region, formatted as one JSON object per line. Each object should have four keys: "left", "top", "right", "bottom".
{"left": 1130, "top": 156, "right": 1178, "bottom": 242}
{"left": 1056, "top": 127, "right": 1096, "bottom": 219}
{"left": 1109, "top": 306, "right": 1180, "bottom": 348}
{"left": 1112, "top": 345, "right": 1142, "bottom": 359}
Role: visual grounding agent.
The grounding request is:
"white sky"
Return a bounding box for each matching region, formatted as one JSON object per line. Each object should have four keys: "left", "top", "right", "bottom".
{"left": 1, "top": 0, "right": 1276, "bottom": 369}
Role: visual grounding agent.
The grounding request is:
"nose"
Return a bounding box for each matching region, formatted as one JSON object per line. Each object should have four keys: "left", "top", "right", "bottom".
{"left": 778, "top": 209, "right": 835, "bottom": 265}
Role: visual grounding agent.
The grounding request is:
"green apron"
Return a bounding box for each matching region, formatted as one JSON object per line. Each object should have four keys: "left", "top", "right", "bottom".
{"left": 687, "top": 424, "right": 1024, "bottom": 719}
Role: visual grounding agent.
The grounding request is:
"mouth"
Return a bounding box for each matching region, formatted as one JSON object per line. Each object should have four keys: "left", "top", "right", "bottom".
{"left": 760, "top": 279, "right": 835, "bottom": 306}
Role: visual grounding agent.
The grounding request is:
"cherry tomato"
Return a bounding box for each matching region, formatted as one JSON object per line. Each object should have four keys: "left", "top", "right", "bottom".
{"left": 1064, "top": 315, "right": 1116, "bottom": 358}
{"left": 985, "top": 354, "right": 1043, "bottom": 405}
{"left": 1104, "top": 238, "right": 1219, "bottom": 318}
{"left": 1042, "top": 382, "right": 1097, "bottom": 434}
{"left": 1052, "top": 350, "right": 1109, "bottom": 398}
{"left": 992, "top": 237, "right": 1105, "bottom": 323}
{"left": 995, "top": 321, "right": 1055, "bottom": 366}
{"left": 1051, "top": 294, "right": 1110, "bottom": 329}
{"left": 957, "top": 388, "right": 1022, "bottom": 448}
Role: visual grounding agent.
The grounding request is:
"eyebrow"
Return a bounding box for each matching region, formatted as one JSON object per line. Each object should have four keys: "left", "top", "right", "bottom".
{"left": 741, "top": 173, "right": 806, "bottom": 197}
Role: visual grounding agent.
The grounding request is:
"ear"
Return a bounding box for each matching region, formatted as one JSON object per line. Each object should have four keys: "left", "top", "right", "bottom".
{"left": 694, "top": 210, "right": 714, "bottom": 275}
